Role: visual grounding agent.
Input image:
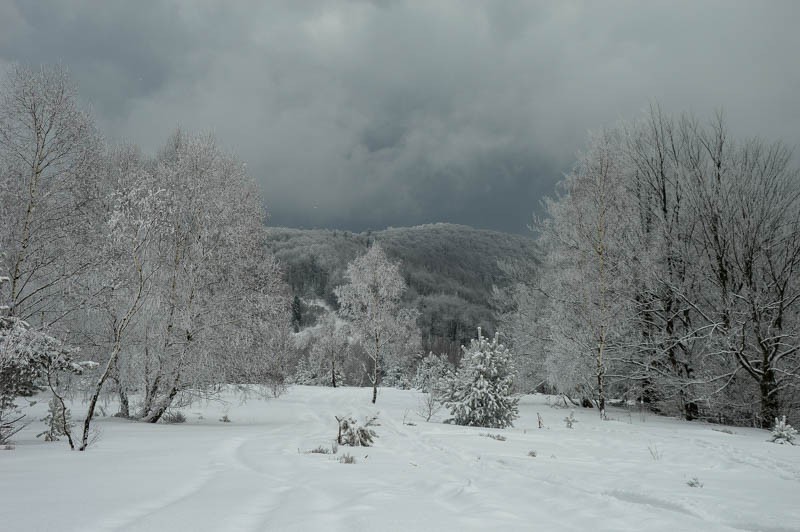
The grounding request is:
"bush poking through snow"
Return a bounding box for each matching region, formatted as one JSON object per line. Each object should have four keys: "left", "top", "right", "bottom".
{"left": 219, "top": 414, "right": 231, "bottom": 423}
{"left": 648, "top": 443, "right": 662, "bottom": 460}
{"left": 160, "top": 411, "right": 187, "bottom": 424}
{"left": 528, "top": 450, "right": 537, "bottom": 457}
{"left": 339, "top": 453, "right": 356, "bottom": 464}
{"left": 307, "top": 445, "right": 332, "bottom": 454}
{"left": 335, "top": 415, "right": 378, "bottom": 447}
{"left": 564, "top": 411, "right": 577, "bottom": 429}
{"left": 769, "top": 416, "right": 797, "bottom": 445}
{"left": 481, "top": 433, "right": 506, "bottom": 441}
{"left": 0, "top": 410, "right": 25, "bottom": 446}
{"left": 687, "top": 477, "right": 703, "bottom": 488}
{"left": 416, "top": 390, "right": 443, "bottom": 422}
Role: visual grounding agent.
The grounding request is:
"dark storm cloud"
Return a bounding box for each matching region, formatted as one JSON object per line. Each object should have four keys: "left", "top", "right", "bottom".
{"left": 2, "top": 1, "right": 798, "bottom": 233}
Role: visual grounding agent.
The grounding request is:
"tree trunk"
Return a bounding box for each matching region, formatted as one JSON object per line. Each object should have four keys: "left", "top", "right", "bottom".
{"left": 142, "top": 387, "right": 180, "bottom": 423}
{"left": 80, "top": 344, "right": 122, "bottom": 450}
{"left": 142, "top": 371, "right": 183, "bottom": 423}
{"left": 759, "top": 368, "right": 780, "bottom": 428}
{"left": 372, "top": 334, "right": 379, "bottom": 404}
{"left": 118, "top": 389, "right": 130, "bottom": 418}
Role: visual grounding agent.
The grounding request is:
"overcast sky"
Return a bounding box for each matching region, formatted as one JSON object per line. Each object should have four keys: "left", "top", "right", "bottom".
{"left": 1, "top": 1, "right": 798, "bottom": 234}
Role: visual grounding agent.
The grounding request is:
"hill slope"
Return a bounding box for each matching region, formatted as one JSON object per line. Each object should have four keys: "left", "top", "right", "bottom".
{"left": 264, "top": 223, "right": 539, "bottom": 355}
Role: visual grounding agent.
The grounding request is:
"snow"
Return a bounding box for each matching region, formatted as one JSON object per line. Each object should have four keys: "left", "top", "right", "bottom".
{"left": 2, "top": 387, "right": 799, "bottom": 532}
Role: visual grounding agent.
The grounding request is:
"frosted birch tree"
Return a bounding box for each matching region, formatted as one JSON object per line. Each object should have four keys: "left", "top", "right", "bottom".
{"left": 513, "top": 108, "right": 800, "bottom": 426}
{"left": 537, "top": 130, "right": 637, "bottom": 417}
{"left": 307, "top": 315, "right": 350, "bottom": 387}
{"left": 133, "top": 131, "right": 289, "bottom": 421}
{"left": 79, "top": 146, "right": 162, "bottom": 449}
{"left": 0, "top": 64, "right": 101, "bottom": 327}
{"left": 335, "top": 245, "right": 419, "bottom": 403}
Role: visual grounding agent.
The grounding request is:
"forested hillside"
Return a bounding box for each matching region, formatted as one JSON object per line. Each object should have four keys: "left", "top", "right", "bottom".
{"left": 264, "top": 224, "right": 539, "bottom": 357}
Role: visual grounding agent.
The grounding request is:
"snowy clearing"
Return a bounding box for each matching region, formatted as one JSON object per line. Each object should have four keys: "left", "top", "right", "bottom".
{"left": 2, "top": 386, "right": 799, "bottom": 532}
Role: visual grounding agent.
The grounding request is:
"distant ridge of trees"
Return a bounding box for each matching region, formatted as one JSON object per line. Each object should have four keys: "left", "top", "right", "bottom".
{"left": 264, "top": 223, "right": 540, "bottom": 358}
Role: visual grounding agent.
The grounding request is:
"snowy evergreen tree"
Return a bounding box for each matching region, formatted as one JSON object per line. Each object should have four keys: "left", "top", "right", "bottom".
{"left": 0, "top": 315, "right": 33, "bottom": 444}
{"left": 381, "top": 363, "right": 413, "bottom": 390}
{"left": 769, "top": 416, "right": 797, "bottom": 445}
{"left": 1, "top": 293, "right": 88, "bottom": 447}
{"left": 38, "top": 395, "right": 73, "bottom": 442}
{"left": 412, "top": 353, "right": 453, "bottom": 393}
{"left": 441, "top": 328, "right": 519, "bottom": 428}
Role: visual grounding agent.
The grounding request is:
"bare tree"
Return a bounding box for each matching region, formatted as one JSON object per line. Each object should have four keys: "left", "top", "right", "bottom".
{"left": 622, "top": 108, "right": 709, "bottom": 419}
{"left": 684, "top": 119, "right": 800, "bottom": 425}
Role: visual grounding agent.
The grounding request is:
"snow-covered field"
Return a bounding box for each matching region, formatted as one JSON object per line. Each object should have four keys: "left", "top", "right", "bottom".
{"left": 2, "top": 386, "right": 799, "bottom": 532}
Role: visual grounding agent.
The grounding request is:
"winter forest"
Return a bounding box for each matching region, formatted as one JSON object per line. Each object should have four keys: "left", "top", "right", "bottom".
{"left": 2, "top": 63, "right": 799, "bottom": 531}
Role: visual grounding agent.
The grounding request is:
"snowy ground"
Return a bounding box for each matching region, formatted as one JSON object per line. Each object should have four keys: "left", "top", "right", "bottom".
{"left": 2, "top": 386, "right": 799, "bottom": 532}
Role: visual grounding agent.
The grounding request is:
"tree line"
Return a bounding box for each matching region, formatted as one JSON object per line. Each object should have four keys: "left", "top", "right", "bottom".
{"left": 504, "top": 106, "right": 800, "bottom": 428}
{"left": 3, "top": 64, "right": 796, "bottom": 441}
{"left": 0, "top": 65, "right": 290, "bottom": 448}
{"left": 265, "top": 223, "right": 539, "bottom": 359}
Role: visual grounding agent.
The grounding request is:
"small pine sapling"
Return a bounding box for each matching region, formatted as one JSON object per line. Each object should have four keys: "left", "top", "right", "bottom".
{"left": 412, "top": 353, "right": 452, "bottom": 393}
{"left": 335, "top": 414, "right": 379, "bottom": 446}
{"left": 441, "top": 328, "right": 519, "bottom": 428}
{"left": 687, "top": 477, "right": 703, "bottom": 488}
{"left": 37, "top": 395, "right": 73, "bottom": 442}
{"left": 769, "top": 416, "right": 797, "bottom": 445}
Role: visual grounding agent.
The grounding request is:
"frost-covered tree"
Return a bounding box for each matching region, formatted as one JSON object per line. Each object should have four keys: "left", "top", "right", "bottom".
{"left": 335, "top": 245, "right": 420, "bottom": 403}
{"left": 508, "top": 107, "right": 800, "bottom": 427}
{"left": 412, "top": 352, "right": 453, "bottom": 393}
{"left": 0, "top": 64, "right": 101, "bottom": 326}
{"left": 131, "top": 131, "right": 289, "bottom": 421}
{"left": 297, "top": 315, "right": 349, "bottom": 387}
{"left": 0, "top": 67, "right": 293, "bottom": 445}
{"left": 77, "top": 145, "right": 162, "bottom": 448}
{"left": 441, "top": 328, "right": 519, "bottom": 428}
{"left": 536, "top": 129, "right": 636, "bottom": 417}
{"left": 0, "top": 313, "right": 36, "bottom": 444}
